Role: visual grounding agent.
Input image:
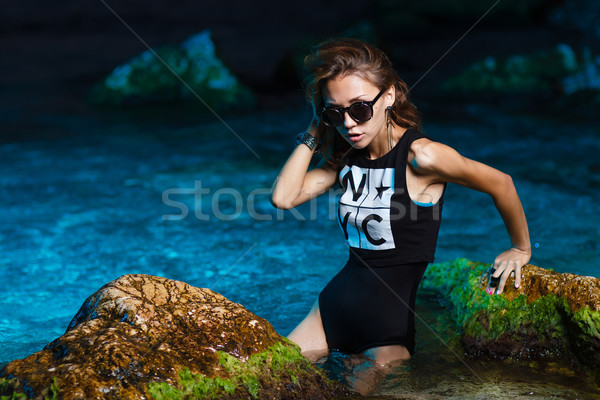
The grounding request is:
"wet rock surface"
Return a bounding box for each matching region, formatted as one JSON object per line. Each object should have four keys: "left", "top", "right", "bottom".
{"left": 421, "top": 259, "right": 600, "bottom": 369}
{"left": 0, "top": 274, "right": 347, "bottom": 399}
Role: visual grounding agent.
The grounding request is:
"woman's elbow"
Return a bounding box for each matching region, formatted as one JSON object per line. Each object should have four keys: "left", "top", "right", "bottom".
{"left": 502, "top": 172, "right": 515, "bottom": 190}
{"left": 489, "top": 172, "right": 517, "bottom": 199}
{"left": 270, "top": 193, "right": 294, "bottom": 210}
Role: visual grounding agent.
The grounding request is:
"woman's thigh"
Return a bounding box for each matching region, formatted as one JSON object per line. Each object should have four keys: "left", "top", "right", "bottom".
{"left": 287, "top": 300, "right": 329, "bottom": 360}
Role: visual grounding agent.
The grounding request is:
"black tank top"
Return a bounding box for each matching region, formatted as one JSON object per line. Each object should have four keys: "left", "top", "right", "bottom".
{"left": 337, "top": 129, "right": 445, "bottom": 266}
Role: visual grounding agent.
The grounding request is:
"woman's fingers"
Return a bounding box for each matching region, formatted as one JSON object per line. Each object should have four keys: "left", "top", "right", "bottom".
{"left": 514, "top": 263, "right": 522, "bottom": 289}
{"left": 496, "top": 265, "right": 511, "bottom": 294}
{"left": 488, "top": 255, "right": 525, "bottom": 294}
{"left": 493, "top": 259, "right": 508, "bottom": 294}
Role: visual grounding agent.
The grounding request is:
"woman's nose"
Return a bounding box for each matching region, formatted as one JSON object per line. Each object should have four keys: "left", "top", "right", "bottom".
{"left": 343, "top": 110, "right": 357, "bottom": 129}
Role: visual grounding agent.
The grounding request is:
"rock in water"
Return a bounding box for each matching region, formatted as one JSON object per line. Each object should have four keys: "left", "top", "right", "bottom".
{"left": 89, "top": 29, "right": 255, "bottom": 109}
{"left": 442, "top": 44, "right": 581, "bottom": 95}
{"left": 0, "top": 274, "right": 346, "bottom": 399}
{"left": 441, "top": 44, "right": 600, "bottom": 107}
{"left": 420, "top": 259, "right": 600, "bottom": 369}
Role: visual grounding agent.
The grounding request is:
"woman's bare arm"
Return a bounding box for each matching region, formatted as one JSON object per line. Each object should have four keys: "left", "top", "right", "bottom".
{"left": 271, "top": 121, "right": 337, "bottom": 209}
{"left": 412, "top": 140, "right": 531, "bottom": 294}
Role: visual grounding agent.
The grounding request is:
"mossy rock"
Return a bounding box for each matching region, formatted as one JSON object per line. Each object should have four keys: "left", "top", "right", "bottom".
{"left": 89, "top": 30, "right": 255, "bottom": 110}
{"left": 442, "top": 44, "right": 583, "bottom": 95}
{"left": 0, "top": 274, "right": 347, "bottom": 399}
{"left": 147, "top": 340, "right": 343, "bottom": 400}
{"left": 421, "top": 258, "right": 600, "bottom": 368}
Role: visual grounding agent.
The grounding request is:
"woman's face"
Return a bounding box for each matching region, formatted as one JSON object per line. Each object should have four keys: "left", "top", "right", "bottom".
{"left": 322, "top": 74, "right": 392, "bottom": 150}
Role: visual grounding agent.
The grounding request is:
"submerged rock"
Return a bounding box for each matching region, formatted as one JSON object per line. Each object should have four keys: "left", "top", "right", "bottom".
{"left": 420, "top": 259, "right": 600, "bottom": 368}
{"left": 0, "top": 274, "right": 346, "bottom": 399}
{"left": 89, "top": 30, "right": 255, "bottom": 109}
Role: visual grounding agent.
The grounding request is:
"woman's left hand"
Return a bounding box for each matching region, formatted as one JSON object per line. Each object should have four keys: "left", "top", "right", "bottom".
{"left": 487, "top": 247, "right": 531, "bottom": 295}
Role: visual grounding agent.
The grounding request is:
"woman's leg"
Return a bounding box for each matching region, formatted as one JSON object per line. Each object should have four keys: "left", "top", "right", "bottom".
{"left": 287, "top": 300, "right": 329, "bottom": 361}
{"left": 346, "top": 345, "right": 410, "bottom": 395}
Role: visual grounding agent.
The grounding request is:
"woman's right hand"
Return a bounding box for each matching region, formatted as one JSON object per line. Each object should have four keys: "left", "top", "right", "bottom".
{"left": 310, "top": 101, "right": 320, "bottom": 122}
{"left": 307, "top": 111, "right": 321, "bottom": 136}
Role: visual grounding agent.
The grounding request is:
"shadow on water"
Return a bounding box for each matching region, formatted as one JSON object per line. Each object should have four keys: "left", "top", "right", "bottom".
{"left": 0, "top": 103, "right": 599, "bottom": 398}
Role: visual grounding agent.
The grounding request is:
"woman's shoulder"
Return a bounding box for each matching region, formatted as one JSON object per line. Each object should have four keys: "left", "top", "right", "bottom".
{"left": 408, "top": 135, "right": 457, "bottom": 172}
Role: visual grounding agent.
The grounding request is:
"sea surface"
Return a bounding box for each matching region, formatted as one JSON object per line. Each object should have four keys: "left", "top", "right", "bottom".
{"left": 1, "top": 104, "right": 599, "bottom": 398}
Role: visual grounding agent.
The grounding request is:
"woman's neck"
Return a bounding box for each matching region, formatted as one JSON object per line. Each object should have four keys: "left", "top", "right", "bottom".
{"left": 366, "top": 125, "right": 406, "bottom": 160}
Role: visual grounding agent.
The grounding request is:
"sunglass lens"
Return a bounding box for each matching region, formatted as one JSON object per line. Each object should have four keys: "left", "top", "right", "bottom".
{"left": 322, "top": 110, "right": 343, "bottom": 127}
{"left": 349, "top": 103, "right": 372, "bottom": 122}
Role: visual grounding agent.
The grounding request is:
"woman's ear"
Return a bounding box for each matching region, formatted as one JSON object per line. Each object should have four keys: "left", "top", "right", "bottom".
{"left": 385, "top": 85, "right": 396, "bottom": 108}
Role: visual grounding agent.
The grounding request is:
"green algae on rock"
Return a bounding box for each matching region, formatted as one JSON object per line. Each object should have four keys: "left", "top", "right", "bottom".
{"left": 148, "top": 341, "right": 338, "bottom": 400}
{"left": 89, "top": 29, "right": 254, "bottom": 109}
{"left": 420, "top": 259, "right": 600, "bottom": 367}
{"left": 0, "top": 274, "right": 346, "bottom": 400}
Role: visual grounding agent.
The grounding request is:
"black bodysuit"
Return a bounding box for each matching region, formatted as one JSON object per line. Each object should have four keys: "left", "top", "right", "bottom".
{"left": 318, "top": 129, "right": 445, "bottom": 354}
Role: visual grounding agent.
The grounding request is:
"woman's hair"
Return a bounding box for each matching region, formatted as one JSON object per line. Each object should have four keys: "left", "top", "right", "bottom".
{"left": 303, "top": 38, "right": 422, "bottom": 168}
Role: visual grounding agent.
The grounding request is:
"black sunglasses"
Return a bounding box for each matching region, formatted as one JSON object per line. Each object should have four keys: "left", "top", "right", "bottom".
{"left": 319, "top": 89, "right": 385, "bottom": 127}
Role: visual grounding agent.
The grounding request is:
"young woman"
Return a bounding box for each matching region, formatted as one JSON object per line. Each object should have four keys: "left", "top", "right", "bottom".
{"left": 271, "top": 38, "right": 531, "bottom": 367}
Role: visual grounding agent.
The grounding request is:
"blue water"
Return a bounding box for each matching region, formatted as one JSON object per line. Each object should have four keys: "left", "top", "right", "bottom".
{"left": 1, "top": 104, "right": 599, "bottom": 397}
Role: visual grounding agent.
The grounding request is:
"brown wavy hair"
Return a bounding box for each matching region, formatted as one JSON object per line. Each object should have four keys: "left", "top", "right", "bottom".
{"left": 303, "top": 38, "right": 422, "bottom": 168}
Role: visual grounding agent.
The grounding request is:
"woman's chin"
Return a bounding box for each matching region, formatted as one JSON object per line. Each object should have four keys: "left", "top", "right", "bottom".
{"left": 345, "top": 137, "right": 368, "bottom": 149}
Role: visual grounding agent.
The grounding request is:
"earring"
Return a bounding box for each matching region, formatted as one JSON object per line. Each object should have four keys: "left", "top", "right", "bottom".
{"left": 386, "top": 106, "right": 393, "bottom": 150}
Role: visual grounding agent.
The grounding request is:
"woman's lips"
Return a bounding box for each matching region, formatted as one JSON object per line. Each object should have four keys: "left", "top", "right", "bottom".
{"left": 347, "top": 133, "right": 363, "bottom": 142}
